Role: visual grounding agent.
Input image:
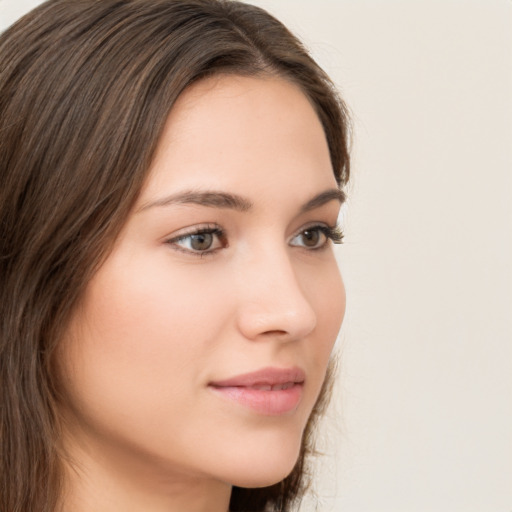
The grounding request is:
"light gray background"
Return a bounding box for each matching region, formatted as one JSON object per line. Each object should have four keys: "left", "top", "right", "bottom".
{"left": 1, "top": 1, "right": 511, "bottom": 511}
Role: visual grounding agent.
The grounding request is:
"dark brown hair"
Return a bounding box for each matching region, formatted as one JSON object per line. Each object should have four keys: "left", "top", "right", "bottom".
{"left": 0, "top": 1, "right": 350, "bottom": 510}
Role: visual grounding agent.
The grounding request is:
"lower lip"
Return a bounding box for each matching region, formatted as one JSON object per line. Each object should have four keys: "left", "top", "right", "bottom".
{"left": 209, "top": 384, "right": 303, "bottom": 416}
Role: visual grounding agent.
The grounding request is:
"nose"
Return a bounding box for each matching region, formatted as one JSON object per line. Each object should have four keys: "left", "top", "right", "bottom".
{"left": 235, "top": 248, "right": 317, "bottom": 342}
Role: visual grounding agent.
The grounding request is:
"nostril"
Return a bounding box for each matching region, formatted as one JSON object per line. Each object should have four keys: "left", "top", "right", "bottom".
{"left": 261, "top": 329, "right": 288, "bottom": 337}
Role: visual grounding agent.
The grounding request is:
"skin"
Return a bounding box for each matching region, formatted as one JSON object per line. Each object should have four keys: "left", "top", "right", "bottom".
{"left": 57, "top": 75, "right": 346, "bottom": 512}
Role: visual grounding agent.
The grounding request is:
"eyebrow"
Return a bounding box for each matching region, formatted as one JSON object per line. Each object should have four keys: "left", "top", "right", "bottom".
{"left": 137, "top": 187, "right": 345, "bottom": 213}
{"left": 138, "top": 191, "right": 252, "bottom": 212}
{"left": 299, "top": 188, "right": 345, "bottom": 213}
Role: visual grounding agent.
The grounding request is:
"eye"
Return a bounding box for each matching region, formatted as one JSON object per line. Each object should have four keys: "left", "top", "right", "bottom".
{"left": 289, "top": 224, "right": 343, "bottom": 250}
{"left": 166, "top": 225, "right": 227, "bottom": 255}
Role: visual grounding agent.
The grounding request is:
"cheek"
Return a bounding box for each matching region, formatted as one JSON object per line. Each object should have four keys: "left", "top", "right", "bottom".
{"left": 87, "top": 249, "right": 228, "bottom": 348}
{"left": 309, "top": 262, "right": 346, "bottom": 358}
{"left": 296, "top": 261, "right": 345, "bottom": 415}
{"left": 328, "top": 270, "right": 346, "bottom": 342}
{"left": 57, "top": 253, "right": 227, "bottom": 430}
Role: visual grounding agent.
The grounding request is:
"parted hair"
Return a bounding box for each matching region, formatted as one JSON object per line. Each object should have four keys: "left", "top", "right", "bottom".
{"left": 0, "top": 1, "right": 350, "bottom": 510}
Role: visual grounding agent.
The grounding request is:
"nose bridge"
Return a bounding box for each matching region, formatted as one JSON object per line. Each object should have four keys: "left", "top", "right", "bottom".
{"left": 235, "top": 243, "right": 317, "bottom": 341}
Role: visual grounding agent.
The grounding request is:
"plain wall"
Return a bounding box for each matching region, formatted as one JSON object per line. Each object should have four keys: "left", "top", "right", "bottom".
{"left": 1, "top": 1, "right": 511, "bottom": 511}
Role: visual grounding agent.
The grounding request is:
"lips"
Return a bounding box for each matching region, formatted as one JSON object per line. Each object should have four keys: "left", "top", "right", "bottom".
{"left": 209, "top": 367, "right": 305, "bottom": 415}
{"left": 248, "top": 382, "right": 295, "bottom": 391}
{"left": 210, "top": 366, "right": 305, "bottom": 388}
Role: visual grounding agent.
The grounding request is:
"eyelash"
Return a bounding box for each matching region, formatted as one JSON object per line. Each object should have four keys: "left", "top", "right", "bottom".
{"left": 166, "top": 223, "right": 344, "bottom": 257}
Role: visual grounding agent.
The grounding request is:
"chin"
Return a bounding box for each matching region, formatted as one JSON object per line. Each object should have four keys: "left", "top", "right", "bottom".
{"left": 220, "top": 436, "right": 303, "bottom": 489}
{"left": 230, "top": 466, "right": 297, "bottom": 489}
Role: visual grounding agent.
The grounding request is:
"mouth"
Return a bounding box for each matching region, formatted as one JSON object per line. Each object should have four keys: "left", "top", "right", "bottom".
{"left": 208, "top": 367, "right": 305, "bottom": 416}
{"left": 240, "top": 382, "right": 296, "bottom": 391}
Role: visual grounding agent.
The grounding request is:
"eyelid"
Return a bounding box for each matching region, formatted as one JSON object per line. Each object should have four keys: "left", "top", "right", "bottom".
{"left": 165, "top": 223, "right": 227, "bottom": 256}
{"left": 167, "top": 222, "right": 220, "bottom": 238}
{"left": 289, "top": 222, "right": 344, "bottom": 249}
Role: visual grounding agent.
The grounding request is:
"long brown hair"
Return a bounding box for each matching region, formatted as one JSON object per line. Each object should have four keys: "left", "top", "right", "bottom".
{"left": 0, "top": 1, "right": 350, "bottom": 510}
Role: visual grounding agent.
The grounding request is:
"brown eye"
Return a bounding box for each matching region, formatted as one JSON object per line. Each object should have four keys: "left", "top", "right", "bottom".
{"left": 169, "top": 227, "right": 225, "bottom": 255}
{"left": 189, "top": 233, "right": 213, "bottom": 251}
{"left": 301, "top": 229, "right": 321, "bottom": 247}
{"left": 290, "top": 226, "right": 328, "bottom": 249}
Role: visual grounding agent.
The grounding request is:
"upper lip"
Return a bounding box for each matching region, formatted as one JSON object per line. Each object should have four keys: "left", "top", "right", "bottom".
{"left": 209, "top": 366, "right": 305, "bottom": 388}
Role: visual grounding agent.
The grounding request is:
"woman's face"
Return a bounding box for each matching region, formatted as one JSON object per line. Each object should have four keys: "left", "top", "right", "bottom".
{"left": 59, "top": 75, "right": 345, "bottom": 492}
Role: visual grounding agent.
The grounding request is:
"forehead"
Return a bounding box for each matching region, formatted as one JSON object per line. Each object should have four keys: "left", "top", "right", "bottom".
{"left": 140, "top": 74, "right": 336, "bottom": 205}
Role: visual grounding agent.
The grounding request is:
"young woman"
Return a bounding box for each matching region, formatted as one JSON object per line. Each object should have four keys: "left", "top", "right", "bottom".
{"left": 0, "top": 1, "right": 350, "bottom": 510}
